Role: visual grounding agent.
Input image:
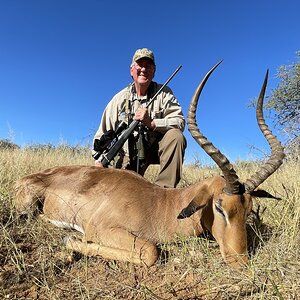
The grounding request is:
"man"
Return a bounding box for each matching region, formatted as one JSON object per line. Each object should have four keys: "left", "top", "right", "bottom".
{"left": 93, "top": 48, "right": 186, "bottom": 188}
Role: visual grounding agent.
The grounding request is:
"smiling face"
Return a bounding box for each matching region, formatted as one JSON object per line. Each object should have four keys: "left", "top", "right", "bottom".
{"left": 130, "top": 58, "right": 155, "bottom": 91}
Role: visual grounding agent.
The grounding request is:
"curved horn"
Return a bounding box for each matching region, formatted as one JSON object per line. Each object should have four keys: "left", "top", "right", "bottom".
{"left": 244, "top": 70, "right": 285, "bottom": 193}
{"left": 188, "top": 61, "right": 241, "bottom": 194}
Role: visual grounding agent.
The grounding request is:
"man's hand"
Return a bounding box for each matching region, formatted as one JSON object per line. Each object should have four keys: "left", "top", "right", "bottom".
{"left": 134, "top": 107, "right": 156, "bottom": 129}
{"left": 95, "top": 160, "right": 103, "bottom": 167}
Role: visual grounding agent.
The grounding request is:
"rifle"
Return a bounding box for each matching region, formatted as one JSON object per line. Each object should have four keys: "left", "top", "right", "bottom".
{"left": 94, "top": 65, "right": 182, "bottom": 167}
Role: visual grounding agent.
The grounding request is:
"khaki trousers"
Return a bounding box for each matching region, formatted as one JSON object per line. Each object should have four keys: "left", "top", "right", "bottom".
{"left": 137, "top": 128, "right": 186, "bottom": 188}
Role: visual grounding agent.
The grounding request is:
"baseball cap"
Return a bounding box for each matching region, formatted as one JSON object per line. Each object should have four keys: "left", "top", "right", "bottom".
{"left": 132, "top": 48, "right": 155, "bottom": 65}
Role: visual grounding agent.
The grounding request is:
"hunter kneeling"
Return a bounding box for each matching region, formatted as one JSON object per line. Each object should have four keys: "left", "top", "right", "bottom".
{"left": 92, "top": 48, "right": 186, "bottom": 188}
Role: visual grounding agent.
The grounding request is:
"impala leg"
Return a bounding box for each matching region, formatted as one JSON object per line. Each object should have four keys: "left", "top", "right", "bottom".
{"left": 65, "top": 230, "right": 158, "bottom": 267}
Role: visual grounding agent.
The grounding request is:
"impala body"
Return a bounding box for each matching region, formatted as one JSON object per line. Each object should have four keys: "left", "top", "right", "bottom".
{"left": 15, "top": 62, "right": 284, "bottom": 267}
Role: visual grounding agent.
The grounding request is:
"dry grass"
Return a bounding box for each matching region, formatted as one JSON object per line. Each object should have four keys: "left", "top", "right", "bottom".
{"left": 0, "top": 146, "right": 299, "bottom": 299}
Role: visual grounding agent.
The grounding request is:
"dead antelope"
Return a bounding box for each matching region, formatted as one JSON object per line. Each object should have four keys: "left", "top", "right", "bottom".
{"left": 15, "top": 62, "right": 284, "bottom": 268}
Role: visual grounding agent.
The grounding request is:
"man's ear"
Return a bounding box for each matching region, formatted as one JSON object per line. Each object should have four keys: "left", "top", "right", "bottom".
{"left": 177, "top": 184, "right": 211, "bottom": 219}
{"left": 250, "top": 189, "right": 281, "bottom": 200}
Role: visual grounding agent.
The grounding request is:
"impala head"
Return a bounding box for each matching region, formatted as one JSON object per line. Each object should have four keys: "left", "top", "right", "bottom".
{"left": 182, "top": 61, "right": 285, "bottom": 267}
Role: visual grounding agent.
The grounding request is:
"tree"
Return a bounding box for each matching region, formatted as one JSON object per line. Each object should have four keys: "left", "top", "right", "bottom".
{"left": 0, "top": 139, "right": 19, "bottom": 150}
{"left": 266, "top": 51, "right": 300, "bottom": 146}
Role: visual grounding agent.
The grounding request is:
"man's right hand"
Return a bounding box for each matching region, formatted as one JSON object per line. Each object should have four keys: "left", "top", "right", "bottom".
{"left": 95, "top": 160, "right": 103, "bottom": 167}
{"left": 134, "top": 107, "right": 156, "bottom": 130}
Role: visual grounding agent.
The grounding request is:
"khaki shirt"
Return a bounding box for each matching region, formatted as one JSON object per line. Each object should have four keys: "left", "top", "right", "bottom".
{"left": 93, "top": 82, "right": 185, "bottom": 164}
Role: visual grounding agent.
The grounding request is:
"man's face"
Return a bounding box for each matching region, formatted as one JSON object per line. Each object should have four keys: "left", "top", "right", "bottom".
{"left": 130, "top": 58, "right": 155, "bottom": 86}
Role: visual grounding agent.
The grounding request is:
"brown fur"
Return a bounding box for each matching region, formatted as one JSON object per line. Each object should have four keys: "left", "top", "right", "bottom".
{"left": 15, "top": 165, "right": 268, "bottom": 267}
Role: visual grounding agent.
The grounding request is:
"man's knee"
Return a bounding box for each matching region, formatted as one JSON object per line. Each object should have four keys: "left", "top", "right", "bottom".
{"left": 163, "top": 128, "right": 186, "bottom": 148}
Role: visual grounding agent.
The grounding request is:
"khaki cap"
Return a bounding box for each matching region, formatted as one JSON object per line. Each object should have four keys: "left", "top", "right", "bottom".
{"left": 132, "top": 48, "right": 155, "bottom": 64}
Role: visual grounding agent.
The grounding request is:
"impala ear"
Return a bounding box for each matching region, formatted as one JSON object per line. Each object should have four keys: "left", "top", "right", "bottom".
{"left": 250, "top": 189, "right": 281, "bottom": 200}
{"left": 177, "top": 201, "right": 206, "bottom": 219}
{"left": 177, "top": 185, "right": 211, "bottom": 219}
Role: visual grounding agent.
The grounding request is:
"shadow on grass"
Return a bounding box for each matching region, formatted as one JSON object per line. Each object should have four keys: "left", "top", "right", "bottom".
{"left": 246, "top": 210, "right": 274, "bottom": 258}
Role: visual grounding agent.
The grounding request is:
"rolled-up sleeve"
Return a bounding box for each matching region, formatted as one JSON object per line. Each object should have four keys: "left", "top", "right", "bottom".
{"left": 150, "top": 85, "right": 185, "bottom": 133}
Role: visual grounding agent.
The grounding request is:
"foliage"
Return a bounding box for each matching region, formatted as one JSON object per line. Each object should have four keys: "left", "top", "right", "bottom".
{"left": 0, "top": 139, "right": 19, "bottom": 150}
{"left": 266, "top": 51, "right": 300, "bottom": 144}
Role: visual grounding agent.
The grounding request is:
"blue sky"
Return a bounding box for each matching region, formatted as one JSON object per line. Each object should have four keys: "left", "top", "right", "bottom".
{"left": 0, "top": 0, "right": 299, "bottom": 164}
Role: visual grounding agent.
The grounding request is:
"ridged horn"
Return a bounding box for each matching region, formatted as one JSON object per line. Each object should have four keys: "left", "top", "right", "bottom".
{"left": 244, "top": 70, "right": 285, "bottom": 193}
{"left": 188, "top": 61, "right": 241, "bottom": 194}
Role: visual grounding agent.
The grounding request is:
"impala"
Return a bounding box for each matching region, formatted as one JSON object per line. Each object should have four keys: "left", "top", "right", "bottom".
{"left": 15, "top": 62, "right": 284, "bottom": 267}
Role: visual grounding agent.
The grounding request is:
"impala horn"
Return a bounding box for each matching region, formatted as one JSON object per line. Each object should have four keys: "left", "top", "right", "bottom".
{"left": 187, "top": 61, "right": 241, "bottom": 195}
{"left": 244, "top": 70, "right": 285, "bottom": 193}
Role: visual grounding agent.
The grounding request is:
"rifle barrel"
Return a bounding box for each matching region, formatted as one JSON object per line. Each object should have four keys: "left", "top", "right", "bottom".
{"left": 146, "top": 65, "right": 182, "bottom": 108}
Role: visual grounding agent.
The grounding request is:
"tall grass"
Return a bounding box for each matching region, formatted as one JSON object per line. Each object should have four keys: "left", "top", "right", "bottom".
{"left": 0, "top": 146, "right": 299, "bottom": 299}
